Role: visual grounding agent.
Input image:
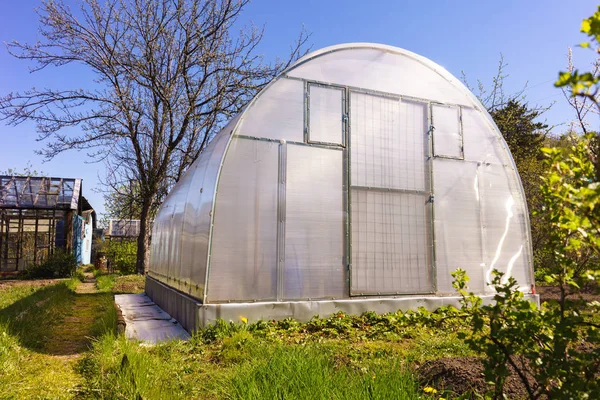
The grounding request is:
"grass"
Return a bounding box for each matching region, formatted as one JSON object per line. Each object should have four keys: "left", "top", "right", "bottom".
{"left": 95, "top": 273, "right": 116, "bottom": 292}
{"left": 77, "top": 332, "right": 430, "bottom": 399}
{"left": 1, "top": 275, "right": 476, "bottom": 399}
{"left": 226, "top": 344, "right": 418, "bottom": 400}
{"left": 95, "top": 271, "right": 145, "bottom": 294}
{"left": 0, "top": 278, "right": 87, "bottom": 398}
{"left": 75, "top": 309, "right": 475, "bottom": 399}
{"left": 0, "top": 279, "right": 79, "bottom": 349}
{"left": 0, "top": 274, "right": 121, "bottom": 399}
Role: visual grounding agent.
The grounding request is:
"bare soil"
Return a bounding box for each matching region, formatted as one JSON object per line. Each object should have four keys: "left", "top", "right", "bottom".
{"left": 537, "top": 284, "right": 600, "bottom": 303}
{"left": 0, "top": 278, "right": 68, "bottom": 289}
{"left": 417, "top": 356, "right": 538, "bottom": 399}
{"left": 112, "top": 274, "right": 145, "bottom": 294}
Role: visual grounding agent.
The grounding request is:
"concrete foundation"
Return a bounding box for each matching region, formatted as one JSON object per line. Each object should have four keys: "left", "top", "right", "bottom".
{"left": 145, "top": 276, "right": 540, "bottom": 333}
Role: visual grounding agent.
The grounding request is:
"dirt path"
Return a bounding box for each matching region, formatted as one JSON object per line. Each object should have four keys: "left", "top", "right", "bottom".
{"left": 43, "top": 271, "right": 109, "bottom": 357}
{"left": 75, "top": 271, "right": 98, "bottom": 294}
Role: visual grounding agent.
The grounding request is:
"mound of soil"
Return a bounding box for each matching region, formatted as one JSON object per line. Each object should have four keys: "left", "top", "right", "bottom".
{"left": 416, "top": 356, "right": 537, "bottom": 399}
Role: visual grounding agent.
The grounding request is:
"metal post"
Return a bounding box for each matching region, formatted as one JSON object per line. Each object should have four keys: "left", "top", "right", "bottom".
{"left": 276, "top": 141, "right": 287, "bottom": 301}
{"left": 0, "top": 211, "right": 4, "bottom": 270}
{"left": 428, "top": 103, "right": 438, "bottom": 293}
{"left": 17, "top": 210, "right": 23, "bottom": 271}
{"left": 34, "top": 210, "right": 39, "bottom": 264}
{"left": 344, "top": 88, "right": 352, "bottom": 296}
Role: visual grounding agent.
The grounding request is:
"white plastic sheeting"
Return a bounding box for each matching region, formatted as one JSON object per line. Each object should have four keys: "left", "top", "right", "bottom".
{"left": 148, "top": 43, "right": 534, "bottom": 305}
{"left": 432, "top": 104, "right": 463, "bottom": 159}
{"left": 434, "top": 159, "right": 485, "bottom": 293}
{"left": 208, "top": 138, "right": 279, "bottom": 302}
{"left": 479, "top": 163, "right": 530, "bottom": 289}
{"left": 287, "top": 47, "right": 471, "bottom": 106}
{"left": 149, "top": 116, "right": 237, "bottom": 298}
{"left": 237, "top": 78, "right": 304, "bottom": 142}
{"left": 462, "top": 107, "right": 506, "bottom": 164}
{"left": 308, "top": 85, "right": 345, "bottom": 145}
{"left": 433, "top": 159, "right": 531, "bottom": 293}
{"left": 284, "top": 145, "right": 345, "bottom": 299}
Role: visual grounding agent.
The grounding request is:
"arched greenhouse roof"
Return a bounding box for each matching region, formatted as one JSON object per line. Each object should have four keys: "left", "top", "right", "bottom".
{"left": 149, "top": 43, "right": 534, "bottom": 316}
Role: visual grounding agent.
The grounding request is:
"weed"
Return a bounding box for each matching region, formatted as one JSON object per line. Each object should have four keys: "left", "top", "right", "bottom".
{"left": 96, "top": 273, "right": 116, "bottom": 292}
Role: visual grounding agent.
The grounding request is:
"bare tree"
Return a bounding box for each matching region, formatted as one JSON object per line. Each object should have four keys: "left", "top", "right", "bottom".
{"left": 0, "top": 0, "right": 308, "bottom": 274}
{"left": 560, "top": 47, "right": 600, "bottom": 135}
{"left": 461, "top": 54, "right": 527, "bottom": 112}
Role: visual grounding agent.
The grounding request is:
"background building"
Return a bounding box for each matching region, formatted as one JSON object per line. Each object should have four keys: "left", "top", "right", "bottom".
{"left": 0, "top": 176, "right": 95, "bottom": 271}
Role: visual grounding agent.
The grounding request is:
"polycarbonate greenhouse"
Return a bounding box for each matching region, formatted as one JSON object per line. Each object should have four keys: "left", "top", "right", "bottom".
{"left": 146, "top": 43, "right": 538, "bottom": 331}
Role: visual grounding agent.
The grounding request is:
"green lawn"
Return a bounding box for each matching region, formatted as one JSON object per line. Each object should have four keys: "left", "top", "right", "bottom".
{"left": 0, "top": 275, "right": 475, "bottom": 399}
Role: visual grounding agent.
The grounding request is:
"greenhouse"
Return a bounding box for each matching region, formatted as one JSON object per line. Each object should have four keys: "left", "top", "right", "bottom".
{"left": 146, "top": 43, "right": 537, "bottom": 332}
{"left": 0, "top": 176, "right": 95, "bottom": 271}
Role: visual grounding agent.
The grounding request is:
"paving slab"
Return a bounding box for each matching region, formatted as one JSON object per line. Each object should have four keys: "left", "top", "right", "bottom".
{"left": 114, "top": 293, "right": 190, "bottom": 343}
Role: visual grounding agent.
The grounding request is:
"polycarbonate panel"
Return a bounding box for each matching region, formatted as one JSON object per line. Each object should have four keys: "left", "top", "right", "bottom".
{"left": 351, "top": 94, "right": 428, "bottom": 191}
{"left": 149, "top": 211, "right": 169, "bottom": 280}
{"left": 351, "top": 190, "right": 432, "bottom": 294}
{"left": 149, "top": 117, "right": 235, "bottom": 297}
{"left": 433, "top": 104, "right": 462, "bottom": 159}
{"left": 479, "top": 163, "right": 531, "bottom": 289}
{"left": 433, "top": 159, "right": 485, "bottom": 293}
{"left": 284, "top": 145, "right": 344, "bottom": 299}
{"left": 238, "top": 78, "right": 304, "bottom": 142}
{"left": 178, "top": 126, "right": 234, "bottom": 298}
{"left": 161, "top": 182, "right": 188, "bottom": 289}
{"left": 462, "top": 107, "right": 505, "bottom": 165}
{"left": 168, "top": 165, "right": 198, "bottom": 291}
{"left": 287, "top": 47, "right": 471, "bottom": 106}
{"left": 208, "top": 138, "right": 279, "bottom": 302}
{"left": 308, "top": 85, "right": 344, "bottom": 145}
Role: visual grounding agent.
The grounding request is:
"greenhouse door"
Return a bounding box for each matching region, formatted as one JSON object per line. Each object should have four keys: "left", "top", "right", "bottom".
{"left": 349, "top": 91, "right": 434, "bottom": 295}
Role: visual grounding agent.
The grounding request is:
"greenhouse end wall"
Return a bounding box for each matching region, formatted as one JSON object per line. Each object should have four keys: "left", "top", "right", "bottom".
{"left": 147, "top": 43, "right": 538, "bottom": 331}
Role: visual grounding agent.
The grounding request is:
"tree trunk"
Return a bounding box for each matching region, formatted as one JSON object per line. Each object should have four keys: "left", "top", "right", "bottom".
{"left": 136, "top": 198, "right": 153, "bottom": 275}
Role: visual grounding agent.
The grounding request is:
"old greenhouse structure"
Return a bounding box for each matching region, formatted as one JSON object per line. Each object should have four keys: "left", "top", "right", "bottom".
{"left": 147, "top": 43, "right": 538, "bottom": 331}
{"left": 0, "top": 176, "right": 95, "bottom": 271}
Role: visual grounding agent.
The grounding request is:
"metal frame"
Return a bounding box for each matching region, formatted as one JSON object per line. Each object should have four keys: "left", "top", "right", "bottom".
{"left": 208, "top": 134, "right": 345, "bottom": 304}
{"left": 347, "top": 89, "right": 435, "bottom": 296}
{"left": 286, "top": 75, "right": 472, "bottom": 113}
{"left": 276, "top": 141, "right": 287, "bottom": 301}
{"left": 305, "top": 82, "right": 347, "bottom": 147}
{"left": 426, "top": 104, "right": 438, "bottom": 292}
{"left": 431, "top": 103, "right": 465, "bottom": 160}
{"left": 0, "top": 208, "right": 70, "bottom": 272}
{"left": 343, "top": 86, "right": 351, "bottom": 296}
{"left": 0, "top": 176, "right": 80, "bottom": 210}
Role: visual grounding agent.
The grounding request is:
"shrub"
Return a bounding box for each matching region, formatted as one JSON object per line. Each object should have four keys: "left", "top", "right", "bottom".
{"left": 25, "top": 250, "right": 78, "bottom": 279}
{"left": 452, "top": 133, "right": 600, "bottom": 399}
{"left": 104, "top": 240, "right": 137, "bottom": 275}
{"left": 73, "top": 268, "right": 86, "bottom": 282}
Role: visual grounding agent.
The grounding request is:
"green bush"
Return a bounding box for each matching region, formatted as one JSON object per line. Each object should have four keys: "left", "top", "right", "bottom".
{"left": 451, "top": 133, "right": 600, "bottom": 399}
{"left": 25, "top": 250, "right": 78, "bottom": 279}
{"left": 73, "top": 267, "right": 86, "bottom": 282}
{"left": 104, "top": 240, "right": 137, "bottom": 275}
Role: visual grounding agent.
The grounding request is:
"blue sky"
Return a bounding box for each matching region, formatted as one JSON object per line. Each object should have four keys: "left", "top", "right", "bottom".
{"left": 1, "top": 0, "right": 598, "bottom": 217}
